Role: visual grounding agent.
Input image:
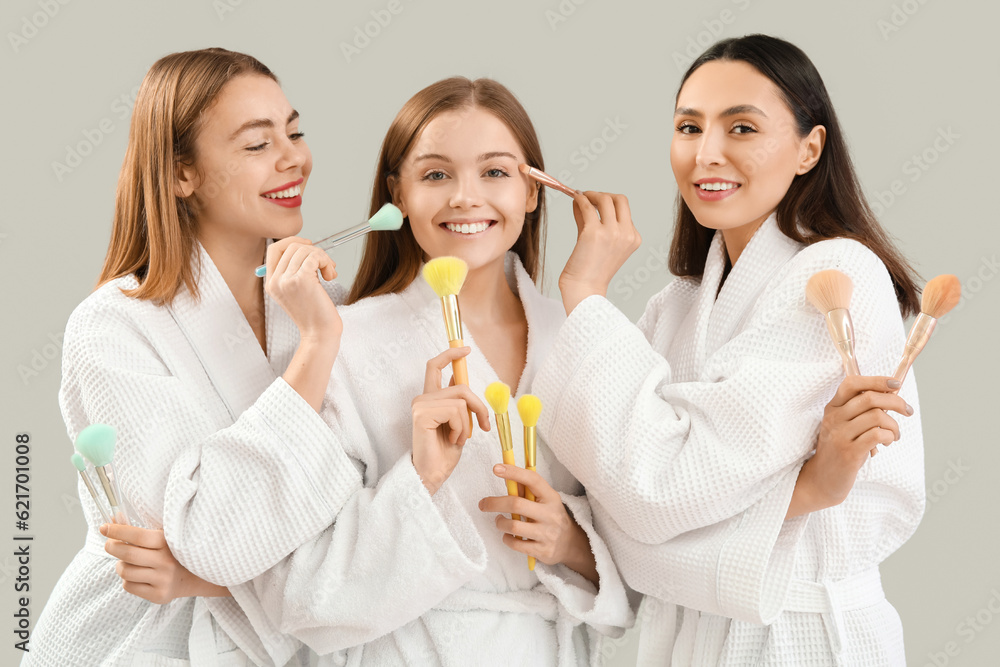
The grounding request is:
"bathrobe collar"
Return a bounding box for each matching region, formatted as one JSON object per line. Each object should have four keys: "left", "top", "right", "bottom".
{"left": 700, "top": 213, "right": 803, "bottom": 361}
{"left": 166, "top": 241, "right": 293, "bottom": 422}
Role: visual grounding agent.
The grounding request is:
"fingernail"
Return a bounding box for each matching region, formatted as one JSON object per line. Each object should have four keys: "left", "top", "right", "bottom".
{"left": 478, "top": 499, "right": 485, "bottom": 511}
{"left": 887, "top": 379, "right": 902, "bottom": 389}
{"left": 99, "top": 524, "right": 108, "bottom": 536}
{"left": 493, "top": 464, "right": 505, "bottom": 475}
{"left": 906, "top": 403, "right": 914, "bottom": 416}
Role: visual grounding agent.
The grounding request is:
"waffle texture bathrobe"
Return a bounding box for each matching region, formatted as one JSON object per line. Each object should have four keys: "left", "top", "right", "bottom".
{"left": 531, "top": 215, "right": 925, "bottom": 666}
{"left": 232, "top": 254, "right": 635, "bottom": 667}
{"left": 26, "top": 243, "right": 361, "bottom": 667}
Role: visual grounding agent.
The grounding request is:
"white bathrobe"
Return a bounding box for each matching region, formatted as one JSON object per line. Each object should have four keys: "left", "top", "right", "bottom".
{"left": 231, "top": 254, "right": 636, "bottom": 667}
{"left": 531, "top": 215, "right": 925, "bottom": 666}
{"left": 26, "top": 244, "right": 361, "bottom": 667}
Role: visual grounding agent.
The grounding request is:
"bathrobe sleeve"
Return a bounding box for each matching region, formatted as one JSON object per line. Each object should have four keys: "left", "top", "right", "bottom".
{"left": 532, "top": 492, "right": 637, "bottom": 637}
{"left": 230, "top": 452, "right": 489, "bottom": 655}
{"left": 532, "top": 240, "right": 921, "bottom": 622}
{"left": 60, "top": 289, "right": 363, "bottom": 587}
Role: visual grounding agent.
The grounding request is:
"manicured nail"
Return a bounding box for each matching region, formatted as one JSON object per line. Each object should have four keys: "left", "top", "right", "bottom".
{"left": 478, "top": 499, "right": 485, "bottom": 511}
{"left": 493, "top": 464, "right": 505, "bottom": 475}
{"left": 887, "top": 379, "right": 902, "bottom": 389}
{"left": 906, "top": 403, "right": 914, "bottom": 416}
{"left": 99, "top": 524, "right": 108, "bottom": 536}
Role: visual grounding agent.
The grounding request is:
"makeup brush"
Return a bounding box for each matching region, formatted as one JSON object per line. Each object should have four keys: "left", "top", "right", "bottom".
{"left": 70, "top": 453, "right": 112, "bottom": 526}
{"left": 516, "top": 394, "right": 543, "bottom": 571}
{"left": 893, "top": 274, "right": 961, "bottom": 384}
{"left": 519, "top": 164, "right": 578, "bottom": 198}
{"left": 806, "top": 270, "right": 862, "bottom": 377}
{"left": 75, "top": 424, "right": 131, "bottom": 525}
{"left": 422, "top": 256, "right": 473, "bottom": 431}
{"left": 255, "top": 203, "right": 404, "bottom": 276}
{"left": 485, "top": 382, "right": 523, "bottom": 522}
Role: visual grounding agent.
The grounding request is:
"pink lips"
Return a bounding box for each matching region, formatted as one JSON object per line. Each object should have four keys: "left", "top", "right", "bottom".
{"left": 694, "top": 177, "right": 740, "bottom": 201}
{"left": 261, "top": 177, "right": 304, "bottom": 208}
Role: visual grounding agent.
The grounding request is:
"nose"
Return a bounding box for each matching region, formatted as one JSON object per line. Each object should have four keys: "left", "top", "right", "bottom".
{"left": 694, "top": 126, "right": 727, "bottom": 169}
{"left": 448, "top": 174, "right": 485, "bottom": 210}
{"left": 275, "top": 133, "right": 309, "bottom": 172}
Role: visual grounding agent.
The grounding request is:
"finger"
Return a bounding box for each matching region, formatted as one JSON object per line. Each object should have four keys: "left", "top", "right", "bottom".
{"left": 427, "top": 385, "right": 490, "bottom": 431}
{"left": 313, "top": 251, "right": 337, "bottom": 281}
{"left": 121, "top": 580, "right": 159, "bottom": 603}
{"left": 829, "top": 377, "right": 902, "bottom": 408}
{"left": 448, "top": 404, "right": 469, "bottom": 444}
{"left": 265, "top": 237, "right": 311, "bottom": 283}
{"left": 117, "top": 561, "right": 159, "bottom": 585}
{"left": 492, "top": 464, "right": 554, "bottom": 502}
{"left": 571, "top": 192, "right": 600, "bottom": 234}
{"left": 847, "top": 408, "right": 900, "bottom": 442}
{"left": 841, "top": 390, "right": 912, "bottom": 421}
{"left": 586, "top": 191, "right": 618, "bottom": 224}
{"left": 478, "top": 494, "right": 539, "bottom": 518}
{"left": 104, "top": 540, "right": 153, "bottom": 566}
{"left": 422, "top": 347, "right": 471, "bottom": 393}
{"left": 501, "top": 533, "right": 538, "bottom": 557}
{"left": 101, "top": 524, "right": 167, "bottom": 549}
{"left": 495, "top": 514, "right": 545, "bottom": 541}
{"left": 856, "top": 426, "right": 895, "bottom": 451}
{"left": 610, "top": 193, "right": 632, "bottom": 226}
{"left": 283, "top": 245, "right": 316, "bottom": 277}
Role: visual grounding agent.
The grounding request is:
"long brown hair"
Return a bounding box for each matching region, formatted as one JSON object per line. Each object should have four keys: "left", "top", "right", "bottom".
{"left": 98, "top": 48, "right": 277, "bottom": 304}
{"left": 669, "top": 35, "right": 921, "bottom": 316}
{"left": 347, "top": 77, "right": 547, "bottom": 304}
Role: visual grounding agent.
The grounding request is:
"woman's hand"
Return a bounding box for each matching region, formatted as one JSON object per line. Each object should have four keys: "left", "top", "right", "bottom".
{"left": 101, "top": 524, "right": 230, "bottom": 604}
{"left": 786, "top": 376, "right": 913, "bottom": 519}
{"left": 479, "top": 464, "right": 599, "bottom": 585}
{"left": 411, "top": 347, "right": 491, "bottom": 495}
{"left": 559, "top": 191, "right": 642, "bottom": 315}
{"left": 264, "top": 236, "right": 341, "bottom": 341}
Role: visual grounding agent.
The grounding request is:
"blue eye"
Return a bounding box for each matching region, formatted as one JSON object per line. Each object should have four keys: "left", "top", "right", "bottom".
{"left": 485, "top": 168, "right": 509, "bottom": 178}
{"left": 422, "top": 171, "right": 446, "bottom": 181}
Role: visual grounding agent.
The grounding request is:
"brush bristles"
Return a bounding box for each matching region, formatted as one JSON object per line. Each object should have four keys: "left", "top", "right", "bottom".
{"left": 806, "top": 269, "right": 854, "bottom": 314}
{"left": 921, "top": 274, "right": 961, "bottom": 318}
{"left": 71, "top": 452, "right": 87, "bottom": 472}
{"left": 484, "top": 382, "right": 511, "bottom": 414}
{"left": 516, "top": 394, "right": 543, "bottom": 428}
{"left": 422, "top": 257, "right": 469, "bottom": 297}
{"left": 75, "top": 423, "right": 117, "bottom": 467}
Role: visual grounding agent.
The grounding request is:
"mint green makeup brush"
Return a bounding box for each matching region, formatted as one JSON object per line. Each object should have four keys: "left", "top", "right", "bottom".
{"left": 255, "top": 203, "right": 404, "bottom": 277}
{"left": 70, "top": 453, "right": 112, "bottom": 525}
{"left": 75, "top": 424, "right": 130, "bottom": 525}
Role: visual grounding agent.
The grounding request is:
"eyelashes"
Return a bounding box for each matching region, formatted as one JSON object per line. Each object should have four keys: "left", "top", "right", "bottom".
{"left": 674, "top": 122, "right": 758, "bottom": 134}
{"left": 420, "top": 167, "right": 511, "bottom": 181}
{"left": 246, "top": 132, "right": 306, "bottom": 152}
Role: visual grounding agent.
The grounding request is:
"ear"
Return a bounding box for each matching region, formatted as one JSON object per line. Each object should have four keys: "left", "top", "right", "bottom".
{"left": 173, "top": 161, "right": 200, "bottom": 199}
{"left": 524, "top": 179, "right": 539, "bottom": 214}
{"left": 387, "top": 174, "right": 407, "bottom": 218}
{"left": 796, "top": 125, "right": 826, "bottom": 175}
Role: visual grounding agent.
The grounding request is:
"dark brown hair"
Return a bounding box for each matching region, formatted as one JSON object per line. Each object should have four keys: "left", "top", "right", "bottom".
{"left": 98, "top": 48, "right": 276, "bottom": 304}
{"left": 347, "top": 77, "right": 546, "bottom": 304}
{"left": 669, "top": 35, "right": 920, "bottom": 316}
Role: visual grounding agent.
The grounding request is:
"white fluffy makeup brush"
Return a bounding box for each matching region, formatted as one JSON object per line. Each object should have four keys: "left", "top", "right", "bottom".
{"left": 806, "top": 269, "right": 862, "bottom": 377}
{"left": 893, "top": 274, "right": 961, "bottom": 384}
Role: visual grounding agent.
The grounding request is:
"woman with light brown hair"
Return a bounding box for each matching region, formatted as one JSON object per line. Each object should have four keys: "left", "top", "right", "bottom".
{"left": 26, "top": 48, "right": 360, "bottom": 666}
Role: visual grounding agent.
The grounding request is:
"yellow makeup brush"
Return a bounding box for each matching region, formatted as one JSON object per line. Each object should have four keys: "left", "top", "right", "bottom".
{"left": 485, "top": 382, "right": 522, "bottom": 521}
{"left": 422, "top": 257, "right": 473, "bottom": 431}
{"left": 517, "top": 394, "right": 542, "bottom": 571}
{"left": 806, "top": 269, "right": 862, "bottom": 377}
{"left": 893, "top": 275, "right": 961, "bottom": 384}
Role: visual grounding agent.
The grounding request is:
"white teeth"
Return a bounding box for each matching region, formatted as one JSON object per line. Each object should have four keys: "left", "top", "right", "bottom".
{"left": 444, "top": 221, "right": 492, "bottom": 234}
{"left": 698, "top": 182, "right": 739, "bottom": 191}
{"left": 263, "top": 184, "right": 302, "bottom": 199}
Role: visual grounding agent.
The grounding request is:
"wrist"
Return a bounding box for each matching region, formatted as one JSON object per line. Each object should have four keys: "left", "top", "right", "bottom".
{"left": 558, "top": 278, "right": 604, "bottom": 315}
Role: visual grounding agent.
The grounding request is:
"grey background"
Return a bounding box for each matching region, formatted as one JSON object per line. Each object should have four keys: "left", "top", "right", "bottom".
{"left": 2, "top": 1, "right": 997, "bottom": 665}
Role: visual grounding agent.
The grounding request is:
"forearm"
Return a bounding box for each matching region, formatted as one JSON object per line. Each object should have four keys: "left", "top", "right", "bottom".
{"left": 785, "top": 457, "right": 841, "bottom": 520}
{"left": 282, "top": 336, "right": 339, "bottom": 412}
{"left": 561, "top": 519, "right": 599, "bottom": 586}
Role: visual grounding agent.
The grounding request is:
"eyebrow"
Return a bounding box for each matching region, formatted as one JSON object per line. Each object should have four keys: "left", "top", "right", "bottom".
{"left": 230, "top": 110, "right": 300, "bottom": 140}
{"left": 674, "top": 104, "right": 768, "bottom": 118}
{"left": 413, "top": 151, "right": 519, "bottom": 163}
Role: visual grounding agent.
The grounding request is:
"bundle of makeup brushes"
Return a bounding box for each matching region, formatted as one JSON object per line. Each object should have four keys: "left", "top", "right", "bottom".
{"left": 71, "top": 423, "right": 134, "bottom": 525}
{"left": 806, "top": 270, "right": 962, "bottom": 455}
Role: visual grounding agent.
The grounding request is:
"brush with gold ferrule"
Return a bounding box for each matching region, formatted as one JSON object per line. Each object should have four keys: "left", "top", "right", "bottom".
{"left": 485, "top": 382, "right": 523, "bottom": 521}
{"left": 71, "top": 453, "right": 112, "bottom": 526}
{"left": 806, "top": 269, "right": 862, "bottom": 377}
{"left": 517, "top": 394, "right": 543, "bottom": 571}
{"left": 422, "top": 257, "right": 473, "bottom": 431}
{"left": 893, "top": 274, "right": 961, "bottom": 384}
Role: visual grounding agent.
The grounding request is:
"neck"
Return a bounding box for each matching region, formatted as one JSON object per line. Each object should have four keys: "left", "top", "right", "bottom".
{"left": 197, "top": 225, "right": 266, "bottom": 318}
{"left": 721, "top": 210, "right": 772, "bottom": 265}
{"left": 453, "top": 254, "right": 522, "bottom": 330}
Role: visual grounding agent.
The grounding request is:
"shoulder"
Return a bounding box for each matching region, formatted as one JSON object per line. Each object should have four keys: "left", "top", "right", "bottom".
{"left": 66, "top": 275, "right": 154, "bottom": 337}
{"left": 640, "top": 275, "right": 700, "bottom": 327}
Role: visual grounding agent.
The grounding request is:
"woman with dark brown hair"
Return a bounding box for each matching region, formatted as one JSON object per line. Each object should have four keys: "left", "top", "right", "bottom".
{"left": 27, "top": 48, "right": 360, "bottom": 666}
{"left": 532, "top": 35, "right": 924, "bottom": 665}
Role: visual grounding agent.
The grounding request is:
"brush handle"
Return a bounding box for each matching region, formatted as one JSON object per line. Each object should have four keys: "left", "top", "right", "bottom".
{"left": 893, "top": 313, "right": 936, "bottom": 384}
{"left": 449, "top": 339, "right": 473, "bottom": 431}
{"left": 501, "top": 449, "right": 522, "bottom": 522}
{"left": 78, "top": 470, "right": 112, "bottom": 525}
{"left": 254, "top": 222, "right": 373, "bottom": 275}
{"left": 95, "top": 466, "right": 131, "bottom": 526}
{"left": 525, "top": 465, "right": 537, "bottom": 571}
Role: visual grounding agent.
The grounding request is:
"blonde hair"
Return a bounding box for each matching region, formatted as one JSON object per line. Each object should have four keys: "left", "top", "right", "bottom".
{"left": 348, "top": 77, "right": 547, "bottom": 304}
{"left": 98, "top": 48, "right": 276, "bottom": 304}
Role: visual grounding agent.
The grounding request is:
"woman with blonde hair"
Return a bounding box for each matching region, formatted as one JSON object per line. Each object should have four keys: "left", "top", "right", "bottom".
{"left": 27, "top": 48, "right": 359, "bottom": 666}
